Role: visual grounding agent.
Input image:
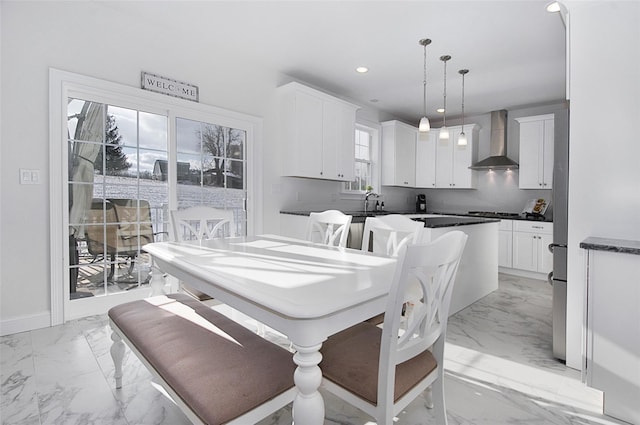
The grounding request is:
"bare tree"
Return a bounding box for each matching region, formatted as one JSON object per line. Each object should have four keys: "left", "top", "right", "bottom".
{"left": 200, "top": 124, "right": 244, "bottom": 186}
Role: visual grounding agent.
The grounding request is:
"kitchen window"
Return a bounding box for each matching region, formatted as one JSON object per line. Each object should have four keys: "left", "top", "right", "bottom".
{"left": 344, "top": 124, "right": 378, "bottom": 193}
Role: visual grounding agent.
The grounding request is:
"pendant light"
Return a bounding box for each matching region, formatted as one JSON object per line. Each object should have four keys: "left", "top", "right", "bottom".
{"left": 458, "top": 69, "right": 469, "bottom": 146}
{"left": 439, "top": 55, "right": 451, "bottom": 141}
{"left": 418, "top": 38, "right": 432, "bottom": 133}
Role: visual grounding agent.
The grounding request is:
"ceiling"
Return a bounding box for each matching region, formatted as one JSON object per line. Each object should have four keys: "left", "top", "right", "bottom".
{"left": 118, "top": 1, "right": 567, "bottom": 124}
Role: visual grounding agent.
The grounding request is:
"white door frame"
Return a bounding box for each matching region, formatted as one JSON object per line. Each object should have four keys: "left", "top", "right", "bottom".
{"left": 49, "top": 68, "right": 263, "bottom": 324}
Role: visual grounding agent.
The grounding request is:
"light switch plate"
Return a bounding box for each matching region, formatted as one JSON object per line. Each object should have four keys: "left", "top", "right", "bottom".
{"left": 19, "top": 168, "right": 40, "bottom": 185}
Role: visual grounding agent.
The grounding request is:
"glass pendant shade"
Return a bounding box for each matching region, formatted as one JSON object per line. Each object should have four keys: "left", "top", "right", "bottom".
{"left": 419, "top": 116, "right": 430, "bottom": 132}
{"left": 418, "top": 38, "right": 432, "bottom": 134}
{"left": 439, "top": 126, "right": 450, "bottom": 140}
{"left": 458, "top": 131, "right": 468, "bottom": 146}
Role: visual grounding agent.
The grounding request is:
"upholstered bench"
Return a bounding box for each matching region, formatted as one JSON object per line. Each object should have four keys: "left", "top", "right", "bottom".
{"left": 108, "top": 293, "right": 296, "bottom": 425}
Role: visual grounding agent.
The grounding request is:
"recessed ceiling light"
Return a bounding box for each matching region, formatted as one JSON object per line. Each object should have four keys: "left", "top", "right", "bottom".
{"left": 546, "top": 1, "right": 561, "bottom": 12}
{"left": 355, "top": 66, "right": 369, "bottom": 73}
{"left": 437, "top": 108, "right": 445, "bottom": 113}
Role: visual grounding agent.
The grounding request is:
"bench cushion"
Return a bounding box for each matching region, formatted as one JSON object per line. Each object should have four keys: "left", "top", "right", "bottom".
{"left": 109, "top": 293, "right": 295, "bottom": 425}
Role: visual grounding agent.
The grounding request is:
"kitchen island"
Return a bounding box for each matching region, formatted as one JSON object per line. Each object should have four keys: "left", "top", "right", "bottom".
{"left": 280, "top": 211, "right": 499, "bottom": 315}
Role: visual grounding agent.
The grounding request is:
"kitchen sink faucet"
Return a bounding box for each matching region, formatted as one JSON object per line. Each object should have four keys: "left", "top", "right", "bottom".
{"left": 364, "top": 191, "right": 379, "bottom": 215}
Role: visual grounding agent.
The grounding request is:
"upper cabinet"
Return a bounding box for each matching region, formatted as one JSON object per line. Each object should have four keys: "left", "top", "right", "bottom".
{"left": 278, "top": 82, "right": 359, "bottom": 181}
{"left": 516, "top": 114, "right": 554, "bottom": 189}
{"left": 435, "top": 124, "right": 479, "bottom": 189}
{"left": 381, "top": 120, "right": 417, "bottom": 187}
{"left": 383, "top": 122, "right": 478, "bottom": 189}
{"left": 415, "top": 130, "right": 437, "bottom": 188}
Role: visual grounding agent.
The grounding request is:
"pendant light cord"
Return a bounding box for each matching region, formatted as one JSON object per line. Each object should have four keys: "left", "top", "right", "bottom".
{"left": 441, "top": 56, "right": 451, "bottom": 128}
{"left": 423, "top": 43, "right": 427, "bottom": 117}
{"left": 459, "top": 69, "right": 469, "bottom": 132}
{"left": 461, "top": 71, "right": 464, "bottom": 131}
{"left": 443, "top": 59, "right": 447, "bottom": 127}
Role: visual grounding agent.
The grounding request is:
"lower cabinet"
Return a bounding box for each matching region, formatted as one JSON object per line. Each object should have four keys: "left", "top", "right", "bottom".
{"left": 498, "top": 220, "right": 513, "bottom": 268}
{"left": 498, "top": 220, "right": 553, "bottom": 276}
{"left": 581, "top": 245, "right": 640, "bottom": 425}
{"left": 512, "top": 221, "right": 553, "bottom": 273}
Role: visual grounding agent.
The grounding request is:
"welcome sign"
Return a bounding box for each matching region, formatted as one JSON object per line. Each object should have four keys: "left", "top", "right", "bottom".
{"left": 141, "top": 72, "right": 199, "bottom": 102}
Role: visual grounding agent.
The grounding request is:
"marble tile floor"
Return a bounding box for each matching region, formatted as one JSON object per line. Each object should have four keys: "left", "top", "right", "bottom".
{"left": 1, "top": 274, "right": 630, "bottom": 425}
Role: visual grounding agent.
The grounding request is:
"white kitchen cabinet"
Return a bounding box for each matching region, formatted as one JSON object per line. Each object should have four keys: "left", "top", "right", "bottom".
{"left": 512, "top": 221, "right": 553, "bottom": 273}
{"left": 435, "top": 124, "right": 478, "bottom": 189}
{"left": 381, "top": 120, "right": 417, "bottom": 187}
{"left": 498, "top": 219, "right": 513, "bottom": 268}
{"left": 516, "top": 114, "right": 554, "bottom": 189}
{"left": 415, "top": 130, "right": 437, "bottom": 188}
{"left": 278, "top": 82, "right": 359, "bottom": 181}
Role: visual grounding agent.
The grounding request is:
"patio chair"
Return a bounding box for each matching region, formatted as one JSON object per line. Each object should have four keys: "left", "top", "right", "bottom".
{"left": 320, "top": 231, "right": 468, "bottom": 425}
{"left": 84, "top": 198, "right": 155, "bottom": 281}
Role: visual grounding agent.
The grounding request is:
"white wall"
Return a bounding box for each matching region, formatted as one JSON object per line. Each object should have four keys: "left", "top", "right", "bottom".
{"left": 564, "top": 0, "right": 640, "bottom": 369}
{"left": 0, "top": 2, "right": 277, "bottom": 332}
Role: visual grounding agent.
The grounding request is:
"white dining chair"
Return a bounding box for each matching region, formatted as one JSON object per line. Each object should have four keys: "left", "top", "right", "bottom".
{"left": 306, "top": 210, "right": 353, "bottom": 248}
{"left": 361, "top": 215, "right": 424, "bottom": 326}
{"left": 170, "top": 206, "right": 236, "bottom": 242}
{"left": 320, "top": 231, "right": 468, "bottom": 425}
{"left": 169, "top": 206, "right": 236, "bottom": 301}
{"left": 361, "top": 214, "right": 422, "bottom": 257}
{"left": 169, "top": 206, "right": 267, "bottom": 334}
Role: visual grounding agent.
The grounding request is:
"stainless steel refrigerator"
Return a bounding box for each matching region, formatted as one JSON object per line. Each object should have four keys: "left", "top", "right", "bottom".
{"left": 549, "top": 108, "right": 569, "bottom": 361}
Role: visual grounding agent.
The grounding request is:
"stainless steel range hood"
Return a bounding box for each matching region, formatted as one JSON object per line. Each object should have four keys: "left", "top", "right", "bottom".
{"left": 469, "top": 109, "right": 519, "bottom": 170}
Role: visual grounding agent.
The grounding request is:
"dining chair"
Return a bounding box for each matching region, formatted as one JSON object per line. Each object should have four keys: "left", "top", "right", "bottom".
{"left": 306, "top": 210, "right": 353, "bottom": 248}
{"left": 170, "top": 206, "right": 236, "bottom": 301}
{"left": 170, "top": 206, "right": 236, "bottom": 242}
{"left": 360, "top": 214, "right": 424, "bottom": 325}
{"left": 320, "top": 231, "right": 468, "bottom": 425}
{"left": 361, "top": 214, "right": 422, "bottom": 257}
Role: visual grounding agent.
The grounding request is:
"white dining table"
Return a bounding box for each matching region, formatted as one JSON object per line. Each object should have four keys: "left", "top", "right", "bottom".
{"left": 143, "top": 234, "right": 398, "bottom": 425}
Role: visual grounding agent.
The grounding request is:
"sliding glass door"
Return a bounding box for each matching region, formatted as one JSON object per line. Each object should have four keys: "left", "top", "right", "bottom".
{"left": 53, "top": 71, "right": 257, "bottom": 322}
{"left": 175, "top": 117, "right": 247, "bottom": 235}
{"left": 67, "top": 98, "right": 169, "bottom": 299}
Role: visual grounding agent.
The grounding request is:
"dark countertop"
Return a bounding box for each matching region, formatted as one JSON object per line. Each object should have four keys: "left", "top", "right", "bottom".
{"left": 580, "top": 237, "right": 640, "bottom": 256}
{"left": 280, "top": 210, "right": 413, "bottom": 223}
{"left": 280, "top": 210, "right": 551, "bottom": 223}
{"left": 280, "top": 210, "right": 498, "bottom": 227}
{"left": 413, "top": 216, "right": 499, "bottom": 228}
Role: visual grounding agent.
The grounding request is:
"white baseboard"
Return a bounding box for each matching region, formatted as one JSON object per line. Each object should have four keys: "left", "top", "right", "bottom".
{"left": 499, "top": 267, "right": 549, "bottom": 282}
{"left": 0, "top": 311, "right": 51, "bottom": 336}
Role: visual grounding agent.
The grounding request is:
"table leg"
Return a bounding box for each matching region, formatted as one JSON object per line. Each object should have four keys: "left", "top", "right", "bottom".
{"left": 110, "top": 330, "right": 125, "bottom": 389}
{"left": 149, "top": 263, "right": 166, "bottom": 296}
{"left": 292, "top": 343, "right": 324, "bottom": 425}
